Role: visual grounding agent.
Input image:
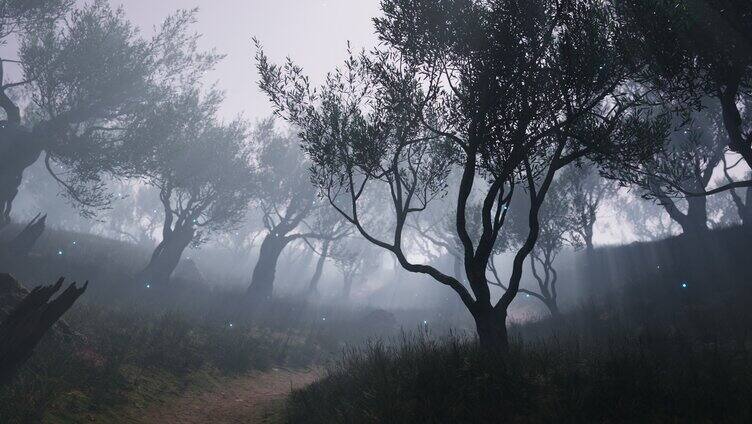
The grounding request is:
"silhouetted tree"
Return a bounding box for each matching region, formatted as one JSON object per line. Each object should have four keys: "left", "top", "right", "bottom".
{"left": 258, "top": 0, "right": 644, "bottom": 349}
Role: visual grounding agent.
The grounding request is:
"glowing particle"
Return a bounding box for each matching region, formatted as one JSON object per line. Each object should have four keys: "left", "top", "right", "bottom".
{"left": 72, "top": 241, "right": 77, "bottom": 246}
{"left": 525, "top": 294, "right": 530, "bottom": 298}
{"left": 57, "top": 250, "right": 63, "bottom": 256}
{"left": 681, "top": 282, "right": 688, "bottom": 289}
{"left": 229, "top": 323, "right": 234, "bottom": 328}
{"left": 423, "top": 320, "right": 428, "bottom": 325}
{"left": 322, "top": 317, "right": 326, "bottom": 321}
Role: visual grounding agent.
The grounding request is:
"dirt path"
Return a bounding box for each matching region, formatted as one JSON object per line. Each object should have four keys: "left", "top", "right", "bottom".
{"left": 136, "top": 368, "right": 322, "bottom": 424}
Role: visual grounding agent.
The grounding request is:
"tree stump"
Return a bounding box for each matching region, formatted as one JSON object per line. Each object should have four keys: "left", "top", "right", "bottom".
{"left": 0, "top": 273, "right": 86, "bottom": 385}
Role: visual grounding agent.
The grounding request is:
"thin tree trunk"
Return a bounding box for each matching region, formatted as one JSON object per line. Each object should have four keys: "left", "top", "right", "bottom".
{"left": 583, "top": 225, "right": 594, "bottom": 251}
{"left": 307, "top": 240, "right": 329, "bottom": 294}
{"left": 341, "top": 274, "right": 353, "bottom": 299}
{"left": 741, "top": 187, "right": 752, "bottom": 227}
{"left": 545, "top": 299, "right": 561, "bottom": 318}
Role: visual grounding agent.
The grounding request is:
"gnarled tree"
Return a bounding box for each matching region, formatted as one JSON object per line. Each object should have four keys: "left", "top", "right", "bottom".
{"left": 246, "top": 120, "right": 340, "bottom": 300}
{"left": 258, "top": 0, "right": 642, "bottom": 349}
{"left": 606, "top": 107, "right": 727, "bottom": 236}
{"left": 131, "top": 90, "right": 254, "bottom": 285}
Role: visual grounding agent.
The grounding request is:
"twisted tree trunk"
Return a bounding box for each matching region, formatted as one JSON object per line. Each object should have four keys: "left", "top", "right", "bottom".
{"left": 247, "top": 233, "right": 289, "bottom": 300}
{"left": 139, "top": 226, "right": 195, "bottom": 286}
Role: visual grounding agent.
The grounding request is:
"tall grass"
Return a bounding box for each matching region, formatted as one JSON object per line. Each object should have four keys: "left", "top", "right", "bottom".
{"left": 286, "top": 327, "right": 752, "bottom": 423}
{"left": 286, "top": 228, "right": 752, "bottom": 423}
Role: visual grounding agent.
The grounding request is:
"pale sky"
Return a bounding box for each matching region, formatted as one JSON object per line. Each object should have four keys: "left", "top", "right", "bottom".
{"left": 114, "top": 0, "right": 381, "bottom": 121}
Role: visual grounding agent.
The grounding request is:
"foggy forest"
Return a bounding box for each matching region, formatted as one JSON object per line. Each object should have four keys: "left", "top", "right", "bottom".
{"left": 2, "top": 0, "right": 752, "bottom": 422}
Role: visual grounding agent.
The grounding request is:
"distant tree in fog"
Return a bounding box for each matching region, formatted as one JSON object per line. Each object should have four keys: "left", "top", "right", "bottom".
{"left": 130, "top": 90, "right": 254, "bottom": 286}
{"left": 489, "top": 176, "right": 583, "bottom": 317}
{"left": 304, "top": 211, "right": 351, "bottom": 295}
{"left": 606, "top": 107, "right": 727, "bottom": 236}
{"left": 0, "top": 2, "right": 215, "bottom": 229}
{"left": 258, "top": 0, "right": 646, "bottom": 349}
{"left": 618, "top": 193, "right": 679, "bottom": 241}
{"left": 246, "top": 120, "right": 348, "bottom": 300}
{"left": 330, "top": 236, "right": 377, "bottom": 300}
{"left": 409, "top": 207, "right": 466, "bottom": 286}
{"left": 100, "top": 183, "right": 163, "bottom": 247}
{"left": 559, "top": 162, "right": 613, "bottom": 250}
{"left": 721, "top": 137, "right": 752, "bottom": 227}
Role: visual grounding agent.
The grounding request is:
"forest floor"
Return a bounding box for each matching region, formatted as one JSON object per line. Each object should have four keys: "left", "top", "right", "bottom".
{"left": 133, "top": 368, "right": 321, "bottom": 424}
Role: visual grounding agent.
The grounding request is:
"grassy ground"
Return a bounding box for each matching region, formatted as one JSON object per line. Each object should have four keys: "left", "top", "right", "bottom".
{"left": 285, "top": 320, "right": 752, "bottom": 423}
{"left": 0, "top": 301, "right": 325, "bottom": 423}
{"left": 284, "top": 229, "right": 752, "bottom": 423}
{"left": 3, "top": 224, "right": 752, "bottom": 422}
{"left": 0, "top": 225, "right": 389, "bottom": 423}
